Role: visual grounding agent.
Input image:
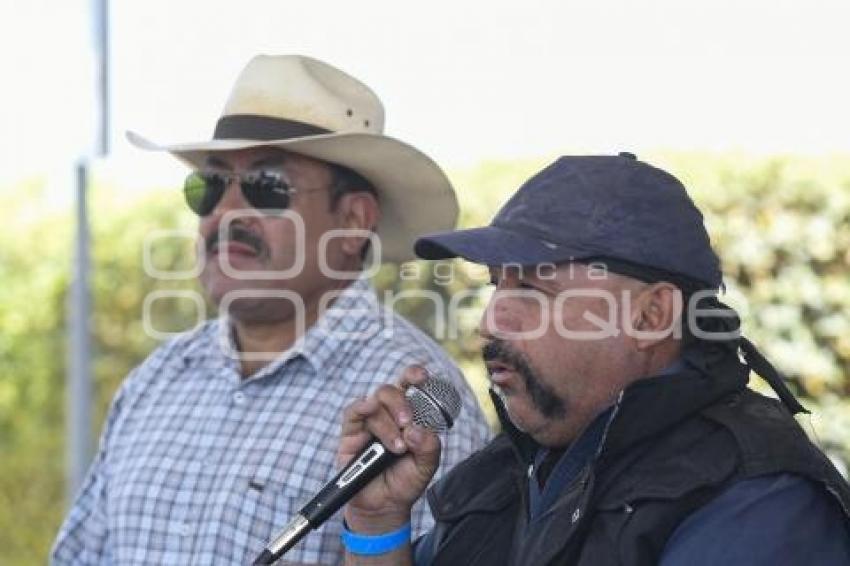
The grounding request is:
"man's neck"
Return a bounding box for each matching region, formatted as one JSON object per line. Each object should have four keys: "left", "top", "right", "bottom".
{"left": 231, "top": 279, "right": 356, "bottom": 378}
{"left": 232, "top": 319, "right": 299, "bottom": 377}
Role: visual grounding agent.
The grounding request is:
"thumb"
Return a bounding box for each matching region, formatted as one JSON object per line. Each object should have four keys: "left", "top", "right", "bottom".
{"left": 404, "top": 425, "right": 441, "bottom": 481}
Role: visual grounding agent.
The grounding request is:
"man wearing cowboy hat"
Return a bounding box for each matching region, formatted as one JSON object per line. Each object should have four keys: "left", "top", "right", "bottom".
{"left": 52, "top": 54, "right": 489, "bottom": 565}
{"left": 335, "top": 155, "right": 850, "bottom": 565}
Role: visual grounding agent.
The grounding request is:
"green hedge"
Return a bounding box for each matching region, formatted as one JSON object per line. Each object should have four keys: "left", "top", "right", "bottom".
{"left": 1, "top": 153, "right": 848, "bottom": 563}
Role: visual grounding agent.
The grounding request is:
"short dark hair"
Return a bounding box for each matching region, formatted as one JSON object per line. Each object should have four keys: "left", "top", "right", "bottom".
{"left": 679, "top": 289, "right": 741, "bottom": 351}
{"left": 328, "top": 164, "right": 378, "bottom": 210}
{"left": 327, "top": 164, "right": 379, "bottom": 261}
{"left": 584, "top": 256, "right": 740, "bottom": 349}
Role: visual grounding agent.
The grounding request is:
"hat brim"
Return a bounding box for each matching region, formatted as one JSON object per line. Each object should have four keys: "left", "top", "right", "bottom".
{"left": 127, "top": 130, "right": 458, "bottom": 263}
{"left": 415, "top": 225, "right": 596, "bottom": 266}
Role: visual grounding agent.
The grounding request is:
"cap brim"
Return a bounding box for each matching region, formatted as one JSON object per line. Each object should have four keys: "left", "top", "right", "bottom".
{"left": 415, "top": 225, "right": 594, "bottom": 265}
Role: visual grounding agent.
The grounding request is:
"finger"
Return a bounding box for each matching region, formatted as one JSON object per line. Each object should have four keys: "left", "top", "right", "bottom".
{"left": 373, "top": 384, "right": 415, "bottom": 428}
{"left": 364, "top": 403, "right": 408, "bottom": 454}
{"left": 403, "top": 425, "right": 441, "bottom": 479}
{"left": 342, "top": 394, "right": 407, "bottom": 454}
{"left": 340, "top": 397, "right": 381, "bottom": 437}
{"left": 337, "top": 429, "right": 373, "bottom": 467}
{"left": 397, "top": 365, "right": 430, "bottom": 389}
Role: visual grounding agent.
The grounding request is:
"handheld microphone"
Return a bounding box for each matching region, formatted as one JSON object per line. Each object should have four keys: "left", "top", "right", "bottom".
{"left": 253, "top": 374, "right": 462, "bottom": 565}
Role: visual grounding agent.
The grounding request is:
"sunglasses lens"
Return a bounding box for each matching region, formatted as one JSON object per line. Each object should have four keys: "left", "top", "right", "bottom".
{"left": 184, "top": 172, "right": 225, "bottom": 216}
{"left": 241, "top": 172, "right": 292, "bottom": 212}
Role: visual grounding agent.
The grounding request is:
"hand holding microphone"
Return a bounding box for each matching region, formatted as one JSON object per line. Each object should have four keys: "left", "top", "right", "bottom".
{"left": 253, "top": 367, "right": 459, "bottom": 564}
{"left": 340, "top": 367, "right": 451, "bottom": 534}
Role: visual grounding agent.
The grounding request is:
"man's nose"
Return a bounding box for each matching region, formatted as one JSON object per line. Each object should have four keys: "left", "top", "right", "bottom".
{"left": 479, "top": 293, "right": 520, "bottom": 339}
{"left": 210, "top": 177, "right": 251, "bottom": 219}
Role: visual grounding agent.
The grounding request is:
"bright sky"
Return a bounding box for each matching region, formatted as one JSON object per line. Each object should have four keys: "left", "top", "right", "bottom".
{"left": 2, "top": 0, "right": 849, "bottom": 188}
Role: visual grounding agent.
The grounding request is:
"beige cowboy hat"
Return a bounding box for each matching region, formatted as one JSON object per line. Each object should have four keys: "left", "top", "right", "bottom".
{"left": 127, "top": 54, "right": 458, "bottom": 263}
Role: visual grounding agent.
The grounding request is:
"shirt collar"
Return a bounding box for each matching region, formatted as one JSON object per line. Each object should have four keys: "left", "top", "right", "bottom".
{"left": 181, "top": 277, "right": 382, "bottom": 378}
{"left": 296, "top": 276, "right": 383, "bottom": 374}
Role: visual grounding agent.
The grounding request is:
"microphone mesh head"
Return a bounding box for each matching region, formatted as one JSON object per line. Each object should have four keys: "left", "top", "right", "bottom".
{"left": 405, "top": 372, "right": 462, "bottom": 432}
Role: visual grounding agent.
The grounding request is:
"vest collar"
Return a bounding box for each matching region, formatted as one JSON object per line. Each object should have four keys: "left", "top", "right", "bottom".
{"left": 491, "top": 345, "right": 752, "bottom": 467}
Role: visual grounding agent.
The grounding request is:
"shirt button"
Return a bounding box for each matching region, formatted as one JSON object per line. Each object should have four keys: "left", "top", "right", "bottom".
{"left": 180, "top": 522, "right": 192, "bottom": 537}
{"left": 233, "top": 391, "right": 246, "bottom": 404}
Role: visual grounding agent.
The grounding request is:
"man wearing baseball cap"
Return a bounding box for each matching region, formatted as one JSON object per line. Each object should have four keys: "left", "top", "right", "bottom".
{"left": 337, "top": 154, "right": 850, "bottom": 565}
{"left": 52, "top": 55, "right": 489, "bottom": 565}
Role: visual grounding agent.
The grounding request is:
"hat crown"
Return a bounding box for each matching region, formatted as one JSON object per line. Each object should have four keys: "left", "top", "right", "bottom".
{"left": 493, "top": 155, "right": 722, "bottom": 287}
{"left": 128, "top": 54, "right": 459, "bottom": 263}
{"left": 221, "top": 54, "right": 385, "bottom": 135}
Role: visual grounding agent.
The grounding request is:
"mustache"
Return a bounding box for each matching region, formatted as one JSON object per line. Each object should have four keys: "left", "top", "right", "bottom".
{"left": 482, "top": 339, "right": 530, "bottom": 373}
{"left": 205, "top": 223, "right": 268, "bottom": 257}
{"left": 482, "top": 338, "right": 566, "bottom": 419}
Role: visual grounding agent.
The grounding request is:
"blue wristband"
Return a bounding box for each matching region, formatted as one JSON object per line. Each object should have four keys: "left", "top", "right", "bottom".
{"left": 341, "top": 521, "right": 412, "bottom": 556}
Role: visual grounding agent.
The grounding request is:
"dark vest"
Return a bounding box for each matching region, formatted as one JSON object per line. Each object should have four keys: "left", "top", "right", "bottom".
{"left": 425, "top": 352, "right": 850, "bottom": 566}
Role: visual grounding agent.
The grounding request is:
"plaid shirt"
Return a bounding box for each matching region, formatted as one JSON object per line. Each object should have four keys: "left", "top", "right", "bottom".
{"left": 52, "top": 279, "right": 490, "bottom": 565}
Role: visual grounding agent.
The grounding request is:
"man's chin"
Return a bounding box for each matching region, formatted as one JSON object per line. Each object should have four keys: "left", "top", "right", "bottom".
{"left": 494, "top": 391, "right": 534, "bottom": 434}
{"left": 496, "top": 402, "right": 528, "bottom": 434}
{"left": 201, "top": 273, "right": 270, "bottom": 300}
{"left": 202, "top": 282, "right": 291, "bottom": 318}
{"left": 493, "top": 389, "right": 570, "bottom": 443}
{"left": 222, "top": 299, "right": 299, "bottom": 325}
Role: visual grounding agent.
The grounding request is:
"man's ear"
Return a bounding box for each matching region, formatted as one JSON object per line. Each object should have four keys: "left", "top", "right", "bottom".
{"left": 336, "top": 192, "right": 381, "bottom": 257}
{"left": 627, "top": 282, "right": 683, "bottom": 350}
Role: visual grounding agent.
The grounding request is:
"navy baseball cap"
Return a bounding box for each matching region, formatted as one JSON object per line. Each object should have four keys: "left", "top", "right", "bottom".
{"left": 414, "top": 153, "right": 722, "bottom": 289}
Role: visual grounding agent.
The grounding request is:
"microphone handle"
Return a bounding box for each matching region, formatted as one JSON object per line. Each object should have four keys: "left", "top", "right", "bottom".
{"left": 258, "top": 440, "right": 399, "bottom": 563}
{"left": 301, "top": 439, "right": 398, "bottom": 525}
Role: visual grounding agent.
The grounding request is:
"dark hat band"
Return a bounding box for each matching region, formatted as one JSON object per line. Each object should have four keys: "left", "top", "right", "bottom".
{"left": 213, "top": 114, "right": 331, "bottom": 141}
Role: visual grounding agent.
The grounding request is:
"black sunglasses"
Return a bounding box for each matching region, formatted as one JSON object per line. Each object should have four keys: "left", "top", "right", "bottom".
{"left": 183, "top": 170, "right": 297, "bottom": 216}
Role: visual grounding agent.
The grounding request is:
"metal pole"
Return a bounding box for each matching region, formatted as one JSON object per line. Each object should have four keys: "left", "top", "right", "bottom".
{"left": 67, "top": 161, "right": 93, "bottom": 500}
{"left": 94, "top": 0, "right": 109, "bottom": 156}
{"left": 66, "top": 0, "right": 108, "bottom": 502}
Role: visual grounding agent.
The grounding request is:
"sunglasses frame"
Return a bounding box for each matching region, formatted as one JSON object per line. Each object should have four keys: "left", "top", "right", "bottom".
{"left": 183, "top": 169, "right": 300, "bottom": 217}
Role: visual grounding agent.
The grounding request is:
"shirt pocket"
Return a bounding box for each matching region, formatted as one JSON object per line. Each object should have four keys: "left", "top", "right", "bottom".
{"left": 228, "top": 473, "right": 306, "bottom": 536}
{"left": 222, "top": 456, "right": 332, "bottom": 557}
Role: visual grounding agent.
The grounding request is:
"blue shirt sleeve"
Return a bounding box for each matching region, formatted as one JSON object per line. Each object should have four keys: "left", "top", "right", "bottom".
{"left": 660, "top": 473, "right": 850, "bottom": 565}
